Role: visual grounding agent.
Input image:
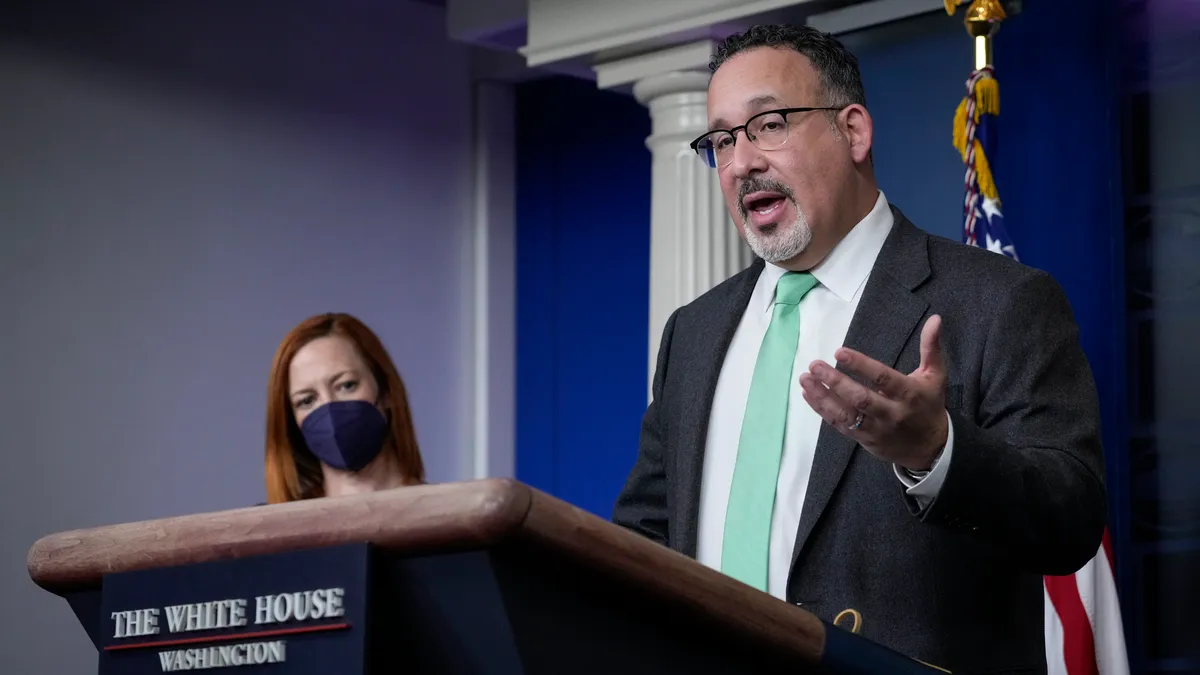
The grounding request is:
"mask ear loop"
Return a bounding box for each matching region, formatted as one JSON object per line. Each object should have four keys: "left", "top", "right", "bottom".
{"left": 373, "top": 386, "right": 391, "bottom": 420}
{"left": 375, "top": 398, "right": 394, "bottom": 446}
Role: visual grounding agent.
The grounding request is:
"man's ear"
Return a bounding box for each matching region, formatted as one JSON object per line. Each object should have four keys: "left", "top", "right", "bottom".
{"left": 841, "top": 104, "right": 873, "bottom": 165}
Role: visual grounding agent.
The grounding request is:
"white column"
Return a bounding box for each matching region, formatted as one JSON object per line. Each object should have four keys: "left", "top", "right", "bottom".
{"left": 633, "top": 71, "right": 751, "bottom": 400}
{"left": 468, "top": 81, "right": 516, "bottom": 480}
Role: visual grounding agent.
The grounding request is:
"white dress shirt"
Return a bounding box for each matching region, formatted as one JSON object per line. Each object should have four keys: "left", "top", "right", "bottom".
{"left": 695, "top": 191, "right": 955, "bottom": 600}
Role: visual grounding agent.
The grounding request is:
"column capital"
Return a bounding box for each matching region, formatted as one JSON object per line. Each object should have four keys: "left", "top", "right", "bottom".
{"left": 632, "top": 70, "right": 711, "bottom": 150}
{"left": 596, "top": 40, "right": 716, "bottom": 91}
{"left": 632, "top": 70, "right": 712, "bottom": 107}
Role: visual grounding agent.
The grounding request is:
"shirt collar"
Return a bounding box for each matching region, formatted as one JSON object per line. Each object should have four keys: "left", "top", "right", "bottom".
{"left": 758, "top": 190, "right": 894, "bottom": 312}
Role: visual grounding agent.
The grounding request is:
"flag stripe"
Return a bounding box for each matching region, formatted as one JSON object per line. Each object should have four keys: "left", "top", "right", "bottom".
{"left": 1045, "top": 573, "right": 1099, "bottom": 675}
{"left": 1089, "top": 545, "right": 1131, "bottom": 675}
{"left": 1044, "top": 584, "right": 1071, "bottom": 675}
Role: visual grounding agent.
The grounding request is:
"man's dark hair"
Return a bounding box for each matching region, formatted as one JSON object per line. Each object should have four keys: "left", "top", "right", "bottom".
{"left": 709, "top": 24, "right": 866, "bottom": 109}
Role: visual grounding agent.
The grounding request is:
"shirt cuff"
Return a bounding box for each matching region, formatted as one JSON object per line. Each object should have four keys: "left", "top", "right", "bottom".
{"left": 893, "top": 409, "right": 954, "bottom": 508}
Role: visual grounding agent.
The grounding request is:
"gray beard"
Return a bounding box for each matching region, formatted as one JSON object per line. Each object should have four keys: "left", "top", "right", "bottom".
{"left": 743, "top": 206, "right": 813, "bottom": 263}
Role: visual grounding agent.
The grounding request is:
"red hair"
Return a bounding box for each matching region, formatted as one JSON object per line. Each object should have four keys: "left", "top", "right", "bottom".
{"left": 264, "top": 313, "right": 424, "bottom": 503}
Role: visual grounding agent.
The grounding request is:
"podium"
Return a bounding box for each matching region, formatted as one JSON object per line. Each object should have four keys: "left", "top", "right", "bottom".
{"left": 28, "top": 478, "right": 945, "bottom": 674}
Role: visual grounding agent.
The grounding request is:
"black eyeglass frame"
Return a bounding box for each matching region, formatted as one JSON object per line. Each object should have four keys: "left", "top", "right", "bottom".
{"left": 688, "top": 106, "right": 845, "bottom": 164}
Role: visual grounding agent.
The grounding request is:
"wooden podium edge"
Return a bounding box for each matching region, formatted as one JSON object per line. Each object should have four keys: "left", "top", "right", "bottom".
{"left": 518, "top": 488, "right": 827, "bottom": 664}
{"left": 27, "top": 478, "right": 532, "bottom": 594}
{"left": 27, "top": 477, "right": 828, "bottom": 663}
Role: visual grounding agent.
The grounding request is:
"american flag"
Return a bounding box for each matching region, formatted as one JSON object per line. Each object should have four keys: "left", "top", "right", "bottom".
{"left": 953, "top": 65, "right": 1131, "bottom": 675}
{"left": 957, "top": 66, "right": 1017, "bottom": 259}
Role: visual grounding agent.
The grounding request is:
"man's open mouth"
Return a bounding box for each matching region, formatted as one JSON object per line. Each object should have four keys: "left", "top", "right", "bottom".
{"left": 743, "top": 192, "right": 787, "bottom": 216}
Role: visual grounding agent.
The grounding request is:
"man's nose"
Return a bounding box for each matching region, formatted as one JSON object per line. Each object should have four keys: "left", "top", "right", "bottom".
{"left": 729, "top": 133, "right": 768, "bottom": 179}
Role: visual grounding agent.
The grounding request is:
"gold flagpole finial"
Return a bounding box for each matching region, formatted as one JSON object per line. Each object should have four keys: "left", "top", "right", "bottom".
{"left": 945, "top": 0, "right": 1007, "bottom": 70}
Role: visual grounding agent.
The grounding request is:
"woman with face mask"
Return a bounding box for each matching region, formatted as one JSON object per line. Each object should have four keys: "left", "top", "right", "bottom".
{"left": 264, "top": 313, "right": 424, "bottom": 503}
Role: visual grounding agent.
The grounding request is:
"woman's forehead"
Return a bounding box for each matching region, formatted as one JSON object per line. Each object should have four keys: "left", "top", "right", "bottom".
{"left": 289, "top": 336, "right": 364, "bottom": 381}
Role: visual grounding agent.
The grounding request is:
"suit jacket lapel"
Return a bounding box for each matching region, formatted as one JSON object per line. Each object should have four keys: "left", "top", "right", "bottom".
{"left": 790, "top": 209, "right": 932, "bottom": 567}
{"left": 674, "top": 259, "right": 764, "bottom": 558}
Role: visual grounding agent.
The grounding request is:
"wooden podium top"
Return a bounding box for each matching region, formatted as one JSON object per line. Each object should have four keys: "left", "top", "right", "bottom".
{"left": 27, "top": 478, "right": 826, "bottom": 664}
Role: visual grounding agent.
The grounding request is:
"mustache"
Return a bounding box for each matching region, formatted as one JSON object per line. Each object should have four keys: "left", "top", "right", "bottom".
{"left": 737, "top": 178, "right": 794, "bottom": 218}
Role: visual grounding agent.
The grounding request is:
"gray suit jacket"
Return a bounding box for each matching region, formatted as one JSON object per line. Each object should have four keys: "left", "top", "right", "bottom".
{"left": 612, "top": 206, "right": 1107, "bottom": 674}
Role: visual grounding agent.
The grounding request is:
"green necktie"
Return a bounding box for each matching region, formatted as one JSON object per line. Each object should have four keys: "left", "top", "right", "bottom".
{"left": 721, "top": 271, "right": 819, "bottom": 591}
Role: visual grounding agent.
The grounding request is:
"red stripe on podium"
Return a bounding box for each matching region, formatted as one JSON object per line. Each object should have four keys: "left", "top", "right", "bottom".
{"left": 104, "top": 622, "right": 351, "bottom": 651}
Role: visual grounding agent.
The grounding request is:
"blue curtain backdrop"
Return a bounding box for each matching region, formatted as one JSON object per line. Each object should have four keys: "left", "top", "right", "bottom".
{"left": 514, "top": 2, "right": 1128, "bottom": 644}
{"left": 514, "top": 76, "right": 651, "bottom": 519}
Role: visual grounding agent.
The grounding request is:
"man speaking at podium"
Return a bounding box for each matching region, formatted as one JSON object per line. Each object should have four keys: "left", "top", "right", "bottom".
{"left": 612, "top": 24, "right": 1107, "bottom": 673}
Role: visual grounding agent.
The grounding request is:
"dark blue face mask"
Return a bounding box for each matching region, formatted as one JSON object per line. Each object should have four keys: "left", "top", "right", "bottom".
{"left": 299, "top": 400, "right": 388, "bottom": 472}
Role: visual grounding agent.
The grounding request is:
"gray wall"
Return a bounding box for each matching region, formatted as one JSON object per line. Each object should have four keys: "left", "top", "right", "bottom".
{"left": 0, "top": 2, "right": 479, "bottom": 670}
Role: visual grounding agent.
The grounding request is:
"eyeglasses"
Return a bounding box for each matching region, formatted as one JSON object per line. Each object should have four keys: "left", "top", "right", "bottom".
{"left": 689, "top": 106, "right": 844, "bottom": 169}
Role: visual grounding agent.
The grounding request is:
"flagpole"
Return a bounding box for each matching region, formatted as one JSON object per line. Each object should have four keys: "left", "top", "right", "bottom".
{"left": 945, "top": 0, "right": 1007, "bottom": 69}
{"left": 947, "top": 0, "right": 1008, "bottom": 250}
